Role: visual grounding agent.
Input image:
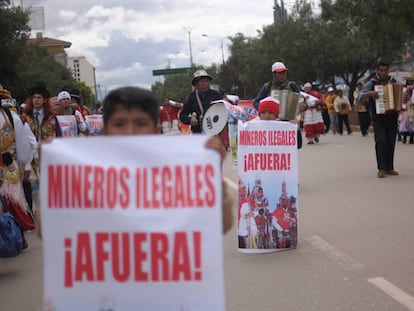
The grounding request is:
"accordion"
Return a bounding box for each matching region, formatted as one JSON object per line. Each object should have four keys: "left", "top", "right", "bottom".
{"left": 374, "top": 83, "right": 403, "bottom": 114}
{"left": 270, "top": 89, "right": 303, "bottom": 120}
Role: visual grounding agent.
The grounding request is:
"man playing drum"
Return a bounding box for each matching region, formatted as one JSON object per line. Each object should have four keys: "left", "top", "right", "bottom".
{"left": 179, "top": 69, "right": 222, "bottom": 134}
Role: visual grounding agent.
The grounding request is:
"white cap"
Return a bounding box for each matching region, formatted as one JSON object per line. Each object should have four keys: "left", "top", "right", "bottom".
{"left": 57, "top": 91, "right": 71, "bottom": 101}
{"left": 271, "top": 62, "right": 288, "bottom": 73}
{"left": 304, "top": 82, "right": 312, "bottom": 88}
{"left": 1, "top": 98, "right": 13, "bottom": 108}
{"left": 327, "top": 87, "right": 335, "bottom": 92}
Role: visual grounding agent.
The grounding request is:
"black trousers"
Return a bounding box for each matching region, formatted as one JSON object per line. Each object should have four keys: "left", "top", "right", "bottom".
{"left": 23, "top": 180, "right": 33, "bottom": 213}
{"left": 358, "top": 112, "right": 371, "bottom": 135}
{"left": 372, "top": 113, "right": 398, "bottom": 170}
{"left": 322, "top": 109, "right": 330, "bottom": 132}
{"left": 337, "top": 114, "right": 352, "bottom": 134}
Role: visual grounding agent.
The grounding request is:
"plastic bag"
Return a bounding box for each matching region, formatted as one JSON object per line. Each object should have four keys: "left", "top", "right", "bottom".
{"left": 0, "top": 211, "right": 23, "bottom": 258}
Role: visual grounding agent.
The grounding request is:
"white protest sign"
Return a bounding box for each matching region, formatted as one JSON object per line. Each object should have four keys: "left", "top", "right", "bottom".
{"left": 237, "top": 120, "right": 298, "bottom": 253}
{"left": 56, "top": 115, "right": 78, "bottom": 137}
{"left": 85, "top": 114, "right": 103, "bottom": 136}
{"left": 41, "top": 135, "right": 224, "bottom": 310}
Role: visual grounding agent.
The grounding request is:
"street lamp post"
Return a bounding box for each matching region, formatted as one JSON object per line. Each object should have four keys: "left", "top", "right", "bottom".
{"left": 183, "top": 26, "right": 194, "bottom": 67}
{"left": 202, "top": 34, "right": 225, "bottom": 65}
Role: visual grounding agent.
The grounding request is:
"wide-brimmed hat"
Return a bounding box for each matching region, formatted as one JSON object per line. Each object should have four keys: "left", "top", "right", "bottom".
{"left": 29, "top": 82, "right": 50, "bottom": 98}
{"left": 191, "top": 69, "right": 212, "bottom": 86}
{"left": 70, "top": 88, "right": 81, "bottom": 98}
{"left": 0, "top": 89, "right": 12, "bottom": 99}
{"left": 404, "top": 74, "right": 414, "bottom": 81}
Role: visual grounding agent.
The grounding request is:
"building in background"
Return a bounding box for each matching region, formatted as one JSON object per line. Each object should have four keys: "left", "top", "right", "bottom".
{"left": 27, "top": 32, "right": 71, "bottom": 65}
{"left": 67, "top": 56, "right": 96, "bottom": 96}
{"left": 23, "top": 5, "right": 98, "bottom": 100}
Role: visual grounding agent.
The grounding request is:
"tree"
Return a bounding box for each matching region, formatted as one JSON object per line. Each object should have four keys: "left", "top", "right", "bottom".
{"left": 226, "top": 33, "right": 265, "bottom": 98}
{"left": 74, "top": 81, "right": 95, "bottom": 111}
{"left": 153, "top": 0, "right": 414, "bottom": 101}
{"left": 151, "top": 72, "right": 193, "bottom": 103}
{"left": 151, "top": 65, "right": 221, "bottom": 104}
{"left": 224, "top": 0, "right": 414, "bottom": 99}
{"left": 15, "top": 46, "right": 76, "bottom": 103}
{"left": 319, "top": 0, "right": 414, "bottom": 98}
{"left": 0, "top": 1, "right": 30, "bottom": 93}
{"left": 0, "top": 2, "right": 78, "bottom": 103}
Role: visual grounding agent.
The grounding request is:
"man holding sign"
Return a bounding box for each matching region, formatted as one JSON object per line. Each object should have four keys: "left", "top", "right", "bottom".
{"left": 55, "top": 91, "right": 88, "bottom": 137}
{"left": 41, "top": 87, "right": 233, "bottom": 310}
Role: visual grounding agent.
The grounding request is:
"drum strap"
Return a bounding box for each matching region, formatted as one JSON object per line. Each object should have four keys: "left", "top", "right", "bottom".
{"left": 195, "top": 90, "right": 204, "bottom": 118}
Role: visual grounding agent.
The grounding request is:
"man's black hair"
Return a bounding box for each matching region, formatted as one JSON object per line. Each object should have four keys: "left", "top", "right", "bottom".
{"left": 103, "top": 87, "right": 159, "bottom": 126}
{"left": 376, "top": 60, "right": 389, "bottom": 68}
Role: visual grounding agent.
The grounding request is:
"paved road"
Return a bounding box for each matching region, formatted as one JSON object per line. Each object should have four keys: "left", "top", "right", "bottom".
{"left": 1, "top": 131, "right": 413, "bottom": 310}
{"left": 223, "top": 132, "right": 413, "bottom": 311}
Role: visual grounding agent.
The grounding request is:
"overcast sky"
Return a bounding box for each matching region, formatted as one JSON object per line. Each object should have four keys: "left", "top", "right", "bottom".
{"left": 14, "top": 0, "right": 306, "bottom": 98}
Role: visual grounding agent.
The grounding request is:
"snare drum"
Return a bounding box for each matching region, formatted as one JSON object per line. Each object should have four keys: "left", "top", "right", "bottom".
{"left": 202, "top": 101, "right": 229, "bottom": 135}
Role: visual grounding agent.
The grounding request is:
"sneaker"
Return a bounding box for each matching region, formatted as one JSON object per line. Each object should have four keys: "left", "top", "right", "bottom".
{"left": 307, "top": 140, "right": 314, "bottom": 145}
{"left": 386, "top": 170, "right": 399, "bottom": 176}
{"left": 377, "top": 170, "right": 386, "bottom": 178}
{"left": 315, "top": 137, "right": 319, "bottom": 143}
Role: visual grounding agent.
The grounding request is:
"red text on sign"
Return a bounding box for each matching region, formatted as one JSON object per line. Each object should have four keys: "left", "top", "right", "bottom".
{"left": 64, "top": 231, "right": 202, "bottom": 288}
{"left": 243, "top": 153, "right": 291, "bottom": 172}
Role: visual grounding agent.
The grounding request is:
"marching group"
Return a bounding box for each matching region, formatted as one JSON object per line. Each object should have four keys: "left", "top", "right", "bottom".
{"left": 0, "top": 82, "right": 94, "bottom": 258}
{"left": 0, "top": 77, "right": 236, "bottom": 259}
{"left": 253, "top": 60, "right": 413, "bottom": 181}
{"left": 1, "top": 59, "right": 413, "bottom": 257}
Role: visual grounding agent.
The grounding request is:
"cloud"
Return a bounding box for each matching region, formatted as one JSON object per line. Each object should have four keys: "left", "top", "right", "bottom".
{"left": 20, "top": 0, "right": 277, "bottom": 93}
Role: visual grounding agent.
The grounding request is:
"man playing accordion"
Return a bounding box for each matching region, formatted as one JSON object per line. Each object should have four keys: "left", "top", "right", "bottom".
{"left": 358, "top": 61, "right": 400, "bottom": 179}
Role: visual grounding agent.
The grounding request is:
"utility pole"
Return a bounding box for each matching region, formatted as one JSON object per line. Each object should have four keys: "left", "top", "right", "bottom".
{"left": 201, "top": 34, "right": 226, "bottom": 65}
{"left": 183, "top": 26, "right": 194, "bottom": 67}
{"left": 273, "top": 0, "right": 287, "bottom": 22}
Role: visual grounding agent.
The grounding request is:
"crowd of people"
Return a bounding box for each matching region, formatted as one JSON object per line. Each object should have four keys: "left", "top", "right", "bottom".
{"left": 1, "top": 59, "right": 413, "bottom": 258}
{"left": 0, "top": 78, "right": 235, "bottom": 258}
{"left": 0, "top": 82, "right": 96, "bottom": 255}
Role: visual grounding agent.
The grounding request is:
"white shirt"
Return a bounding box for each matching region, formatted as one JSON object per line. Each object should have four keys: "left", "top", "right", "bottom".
{"left": 0, "top": 110, "right": 37, "bottom": 166}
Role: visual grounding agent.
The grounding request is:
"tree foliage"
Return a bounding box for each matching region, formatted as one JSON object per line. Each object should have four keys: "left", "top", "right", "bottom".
{"left": 153, "top": 0, "right": 414, "bottom": 101}
{"left": 74, "top": 81, "right": 95, "bottom": 111}
{"left": 0, "top": 1, "right": 30, "bottom": 93}
{"left": 151, "top": 64, "right": 221, "bottom": 104}
{"left": 15, "top": 46, "right": 76, "bottom": 102}
{"left": 0, "top": 2, "right": 80, "bottom": 103}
